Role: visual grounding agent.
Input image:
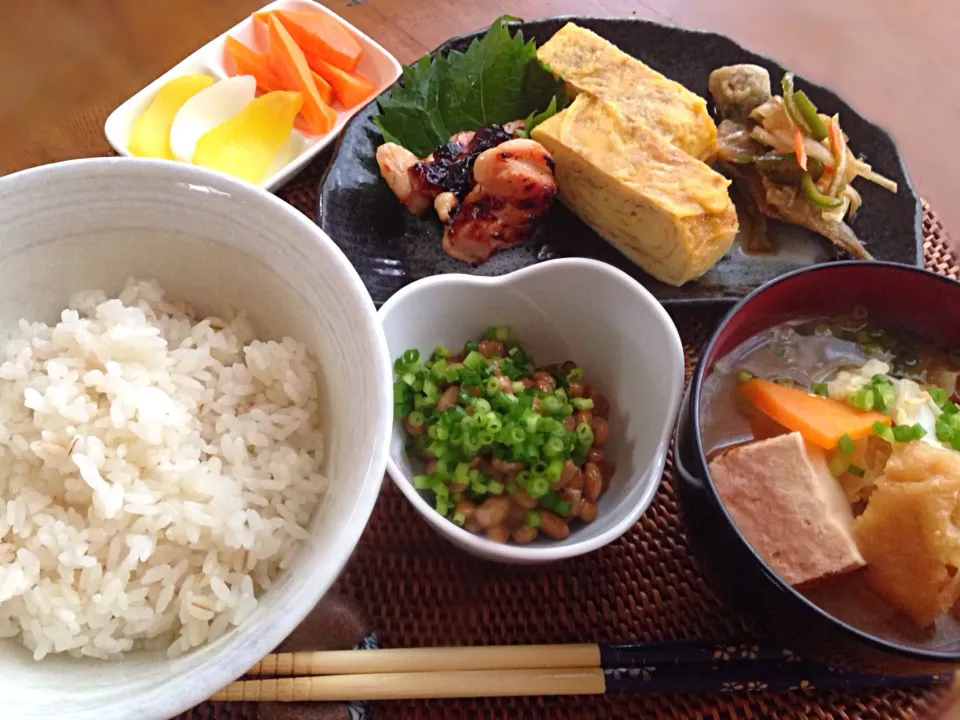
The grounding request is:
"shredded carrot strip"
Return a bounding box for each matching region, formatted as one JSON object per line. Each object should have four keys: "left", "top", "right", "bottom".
{"left": 828, "top": 117, "right": 845, "bottom": 163}
{"left": 793, "top": 126, "right": 808, "bottom": 171}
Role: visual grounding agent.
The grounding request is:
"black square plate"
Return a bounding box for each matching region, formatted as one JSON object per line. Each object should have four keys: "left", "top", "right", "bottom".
{"left": 317, "top": 16, "right": 921, "bottom": 307}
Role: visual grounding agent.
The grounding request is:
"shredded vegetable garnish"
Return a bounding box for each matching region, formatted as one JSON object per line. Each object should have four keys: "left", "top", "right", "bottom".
{"left": 743, "top": 73, "right": 898, "bottom": 219}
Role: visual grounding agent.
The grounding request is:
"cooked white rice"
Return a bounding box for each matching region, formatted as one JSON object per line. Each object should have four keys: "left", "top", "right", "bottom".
{"left": 0, "top": 279, "right": 326, "bottom": 660}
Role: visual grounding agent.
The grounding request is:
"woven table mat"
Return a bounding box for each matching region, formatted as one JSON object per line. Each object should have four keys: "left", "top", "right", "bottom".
{"left": 180, "top": 160, "right": 959, "bottom": 719}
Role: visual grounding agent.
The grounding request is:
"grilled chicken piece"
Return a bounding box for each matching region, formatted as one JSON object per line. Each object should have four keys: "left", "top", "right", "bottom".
{"left": 376, "top": 132, "right": 478, "bottom": 214}
{"left": 443, "top": 139, "right": 557, "bottom": 264}
{"left": 434, "top": 192, "right": 458, "bottom": 223}
{"left": 376, "top": 143, "right": 437, "bottom": 214}
{"left": 723, "top": 161, "right": 871, "bottom": 259}
{"left": 709, "top": 65, "right": 772, "bottom": 123}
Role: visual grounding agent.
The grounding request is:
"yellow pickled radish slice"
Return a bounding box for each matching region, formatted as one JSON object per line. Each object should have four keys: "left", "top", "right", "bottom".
{"left": 192, "top": 91, "right": 303, "bottom": 184}
{"left": 169, "top": 75, "right": 258, "bottom": 163}
{"left": 128, "top": 74, "right": 215, "bottom": 159}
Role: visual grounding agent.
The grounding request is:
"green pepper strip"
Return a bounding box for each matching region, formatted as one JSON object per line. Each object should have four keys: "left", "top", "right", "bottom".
{"left": 781, "top": 73, "right": 812, "bottom": 137}
{"left": 792, "top": 91, "right": 828, "bottom": 141}
{"left": 801, "top": 173, "right": 843, "bottom": 209}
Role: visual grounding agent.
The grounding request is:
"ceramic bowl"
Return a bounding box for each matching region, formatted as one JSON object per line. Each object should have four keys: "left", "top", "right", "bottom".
{"left": 675, "top": 261, "right": 960, "bottom": 674}
{"left": 379, "top": 259, "right": 685, "bottom": 563}
{"left": 0, "top": 157, "right": 392, "bottom": 719}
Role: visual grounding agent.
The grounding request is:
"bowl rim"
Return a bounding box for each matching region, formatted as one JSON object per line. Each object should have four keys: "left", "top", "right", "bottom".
{"left": 688, "top": 259, "right": 960, "bottom": 662}
{"left": 0, "top": 156, "right": 394, "bottom": 719}
{"left": 378, "top": 257, "right": 685, "bottom": 562}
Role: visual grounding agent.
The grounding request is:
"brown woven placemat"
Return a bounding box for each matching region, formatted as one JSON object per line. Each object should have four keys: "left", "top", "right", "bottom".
{"left": 180, "top": 162, "right": 959, "bottom": 719}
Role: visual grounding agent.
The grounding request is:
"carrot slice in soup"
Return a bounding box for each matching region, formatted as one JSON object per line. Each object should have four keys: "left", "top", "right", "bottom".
{"left": 739, "top": 379, "right": 890, "bottom": 450}
{"left": 267, "top": 14, "right": 336, "bottom": 135}
{"left": 273, "top": 9, "right": 362, "bottom": 72}
{"left": 306, "top": 54, "right": 377, "bottom": 109}
{"left": 224, "top": 36, "right": 283, "bottom": 93}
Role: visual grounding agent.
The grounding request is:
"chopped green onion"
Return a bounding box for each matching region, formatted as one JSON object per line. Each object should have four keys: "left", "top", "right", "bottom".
{"left": 850, "top": 388, "right": 875, "bottom": 411}
{"left": 524, "top": 510, "right": 541, "bottom": 528}
{"left": 541, "top": 395, "right": 563, "bottom": 414}
{"left": 463, "top": 351, "right": 486, "bottom": 370}
{"left": 527, "top": 476, "right": 550, "bottom": 498}
{"left": 872, "top": 421, "right": 894, "bottom": 442}
{"left": 847, "top": 465, "right": 866, "bottom": 478}
{"left": 929, "top": 388, "right": 948, "bottom": 407}
{"left": 423, "top": 378, "right": 439, "bottom": 401}
{"left": 402, "top": 349, "right": 420, "bottom": 365}
{"left": 407, "top": 410, "right": 425, "bottom": 428}
{"left": 554, "top": 500, "right": 571, "bottom": 517}
{"left": 434, "top": 483, "right": 450, "bottom": 499}
{"left": 435, "top": 496, "right": 449, "bottom": 516}
{"left": 566, "top": 367, "right": 584, "bottom": 383}
{"left": 512, "top": 381, "right": 525, "bottom": 394}
{"left": 936, "top": 420, "right": 953, "bottom": 443}
{"left": 837, "top": 434, "right": 855, "bottom": 456}
{"left": 892, "top": 423, "right": 926, "bottom": 443}
{"left": 413, "top": 475, "right": 431, "bottom": 490}
{"left": 873, "top": 383, "right": 894, "bottom": 412}
{"left": 576, "top": 422, "right": 595, "bottom": 447}
{"left": 473, "top": 399, "right": 492, "bottom": 415}
{"left": 487, "top": 480, "right": 505, "bottom": 495}
{"left": 523, "top": 411, "right": 540, "bottom": 434}
{"left": 505, "top": 427, "right": 526, "bottom": 445}
{"left": 433, "top": 345, "right": 451, "bottom": 359}
{"left": 452, "top": 512, "right": 466, "bottom": 526}
{"left": 571, "top": 397, "right": 594, "bottom": 410}
{"left": 546, "top": 458, "right": 565, "bottom": 481}
{"left": 543, "top": 436, "right": 565, "bottom": 458}
{"left": 483, "top": 326, "right": 510, "bottom": 342}
{"left": 738, "top": 370, "right": 754, "bottom": 383}
{"left": 828, "top": 455, "right": 849, "bottom": 477}
{"left": 812, "top": 382, "right": 829, "bottom": 397}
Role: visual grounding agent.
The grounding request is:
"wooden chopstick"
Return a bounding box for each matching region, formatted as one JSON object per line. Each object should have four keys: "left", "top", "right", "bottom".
{"left": 213, "top": 664, "right": 954, "bottom": 702}
{"left": 246, "top": 640, "right": 799, "bottom": 677}
{"left": 210, "top": 641, "right": 956, "bottom": 702}
{"left": 247, "top": 643, "right": 601, "bottom": 676}
{"left": 212, "top": 668, "right": 606, "bottom": 702}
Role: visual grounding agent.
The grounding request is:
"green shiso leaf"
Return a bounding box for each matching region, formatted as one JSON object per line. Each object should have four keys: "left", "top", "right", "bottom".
{"left": 371, "top": 15, "right": 568, "bottom": 157}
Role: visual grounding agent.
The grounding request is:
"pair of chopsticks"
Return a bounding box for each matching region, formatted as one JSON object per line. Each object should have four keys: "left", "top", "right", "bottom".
{"left": 211, "top": 641, "right": 955, "bottom": 702}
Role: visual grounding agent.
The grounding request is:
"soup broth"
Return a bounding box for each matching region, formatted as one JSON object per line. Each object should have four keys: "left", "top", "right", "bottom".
{"left": 701, "top": 313, "right": 960, "bottom": 651}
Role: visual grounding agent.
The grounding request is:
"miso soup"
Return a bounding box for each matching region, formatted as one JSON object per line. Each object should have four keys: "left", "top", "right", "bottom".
{"left": 701, "top": 312, "right": 960, "bottom": 650}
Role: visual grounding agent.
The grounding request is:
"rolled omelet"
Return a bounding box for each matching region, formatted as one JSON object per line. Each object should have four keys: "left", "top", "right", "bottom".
{"left": 537, "top": 23, "right": 718, "bottom": 162}
{"left": 531, "top": 94, "right": 738, "bottom": 286}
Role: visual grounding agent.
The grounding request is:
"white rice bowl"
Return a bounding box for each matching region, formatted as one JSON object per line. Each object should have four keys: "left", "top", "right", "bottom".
{"left": 0, "top": 279, "right": 326, "bottom": 660}
{"left": 0, "top": 158, "right": 391, "bottom": 720}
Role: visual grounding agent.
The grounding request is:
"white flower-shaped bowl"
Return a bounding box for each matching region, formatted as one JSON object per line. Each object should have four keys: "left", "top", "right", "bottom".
{"left": 379, "top": 259, "right": 685, "bottom": 563}
{"left": 0, "top": 157, "right": 392, "bottom": 720}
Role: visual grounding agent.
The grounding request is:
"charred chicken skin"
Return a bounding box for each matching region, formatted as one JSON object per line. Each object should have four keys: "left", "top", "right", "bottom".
{"left": 443, "top": 139, "right": 557, "bottom": 264}
{"left": 376, "top": 124, "right": 557, "bottom": 263}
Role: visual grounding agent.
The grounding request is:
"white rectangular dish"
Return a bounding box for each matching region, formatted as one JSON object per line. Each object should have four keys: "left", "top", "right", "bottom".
{"left": 104, "top": 0, "right": 401, "bottom": 192}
